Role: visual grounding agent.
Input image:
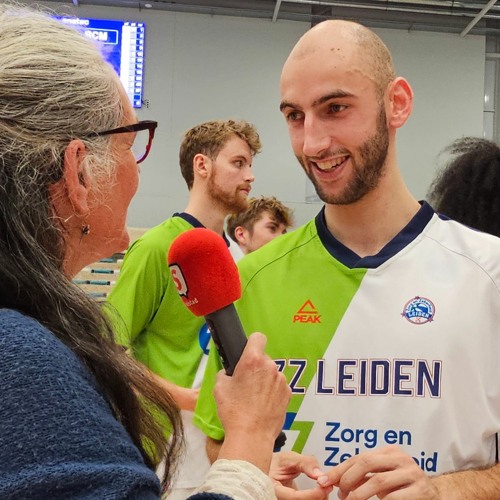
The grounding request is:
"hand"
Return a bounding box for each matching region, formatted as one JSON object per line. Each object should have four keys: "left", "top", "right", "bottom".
{"left": 214, "top": 332, "right": 291, "bottom": 441}
{"left": 318, "top": 445, "right": 440, "bottom": 500}
{"left": 214, "top": 333, "right": 291, "bottom": 473}
{"left": 271, "top": 451, "right": 333, "bottom": 499}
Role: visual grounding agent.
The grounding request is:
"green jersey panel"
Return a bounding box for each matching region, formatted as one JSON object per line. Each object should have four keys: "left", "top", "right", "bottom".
{"left": 193, "top": 219, "right": 366, "bottom": 438}
{"left": 107, "top": 217, "right": 206, "bottom": 388}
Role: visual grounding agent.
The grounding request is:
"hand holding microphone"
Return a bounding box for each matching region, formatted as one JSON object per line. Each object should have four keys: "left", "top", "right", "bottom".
{"left": 167, "top": 228, "right": 287, "bottom": 449}
{"left": 167, "top": 227, "right": 247, "bottom": 375}
{"left": 213, "top": 332, "right": 291, "bottom": 473}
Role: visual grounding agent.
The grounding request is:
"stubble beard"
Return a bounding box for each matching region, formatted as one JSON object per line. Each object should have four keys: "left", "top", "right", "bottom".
{"left": 300, "top": 107, "right": 390, "bottom": 205}
{"left": 207, "top": 174, "right": 249, "bottom": 214}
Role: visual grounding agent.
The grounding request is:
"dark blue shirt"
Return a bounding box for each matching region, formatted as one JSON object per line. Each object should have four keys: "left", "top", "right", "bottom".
{"left": 0, "top": 309, "right": 231, "bottom": 500}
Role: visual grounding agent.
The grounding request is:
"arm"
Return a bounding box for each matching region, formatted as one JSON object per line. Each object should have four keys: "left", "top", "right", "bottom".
{"left": 0, "top": 311, "right": 160, "bottom": 498}
{"left": 194, "top": 333, "right": 289, "bottom": 500}
{"left": 108, "top": 235, "right": 199, "bottom": 411}
{"left": 197, "top": 335, "right": 331, "bottom": 499}
{"left": 149, "top": 369, "right": 199, "bottom": 411}
{"left": 193, "top": 336, "right": 227, "bottom": 441}
{"left": 198, "top": 336, "right": 331, "bottom": 500}
{"left": 213, "top": 333, "right": 289, "bottom": 473}
{"left": 431, "top": 462, "right": 500, "bottom": 499}
{"left": 206, "top": 437, "right": 223, "bottom": 464}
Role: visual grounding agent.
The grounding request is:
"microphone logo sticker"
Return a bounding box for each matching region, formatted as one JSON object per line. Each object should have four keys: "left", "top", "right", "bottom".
{"left": 169, "top": 263, "right": 188, "bottom": 297}
{"left": 169, "top": 263, "right": 199, "bottom": 308}
{"left": 293, "top": 300, "right": 321, "bottom": 324}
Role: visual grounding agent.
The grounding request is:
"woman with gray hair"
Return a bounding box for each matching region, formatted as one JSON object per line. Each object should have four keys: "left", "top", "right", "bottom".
{"left": 0, "top": 5, "right": 289, "bottom": 499}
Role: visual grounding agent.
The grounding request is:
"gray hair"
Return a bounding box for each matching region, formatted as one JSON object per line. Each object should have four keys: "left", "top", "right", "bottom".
{"left": 0, "top": 5, "right": 182, "bottom": 486}
{"left": 0, "top": 4, "right": 123, "bottom": 266}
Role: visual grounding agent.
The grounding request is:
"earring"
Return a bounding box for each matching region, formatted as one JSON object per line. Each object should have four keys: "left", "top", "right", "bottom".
{"left": 81, "top": 224, "right": 91, "bottom": 236}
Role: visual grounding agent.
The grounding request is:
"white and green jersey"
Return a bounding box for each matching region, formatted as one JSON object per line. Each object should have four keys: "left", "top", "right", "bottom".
{"left": 194, "top": 202, "right": 500, "bottom": 479}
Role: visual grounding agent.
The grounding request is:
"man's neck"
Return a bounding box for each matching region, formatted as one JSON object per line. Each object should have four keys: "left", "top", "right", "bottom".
{"left": 323, "top": 180, "right": 420, "bottom": 258}
{"left": 184, "top": 198, "right": 227, "bottom": 235}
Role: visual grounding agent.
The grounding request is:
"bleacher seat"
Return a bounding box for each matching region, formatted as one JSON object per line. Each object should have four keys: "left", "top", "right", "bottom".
{"left": 72, "top": 227, "right": 149, "bottom": 301}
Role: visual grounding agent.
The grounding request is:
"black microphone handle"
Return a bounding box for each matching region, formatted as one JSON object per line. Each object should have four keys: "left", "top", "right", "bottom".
{"left": 204, "top": 303, "right": 287, "bottom": 450}
{"left": 205, "top": 303, "right": 247, "bottom": 376}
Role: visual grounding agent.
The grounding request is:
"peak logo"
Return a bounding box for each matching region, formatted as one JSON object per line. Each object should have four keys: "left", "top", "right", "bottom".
{"left": 293, "top": 300, "right": 321, "bottom": 324}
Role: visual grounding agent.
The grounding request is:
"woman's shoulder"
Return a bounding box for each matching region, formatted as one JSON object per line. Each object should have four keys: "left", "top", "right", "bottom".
{"left": 0, "top": 308, "right": 72, "bottom": 361}
{"left": 0, "top": 307, "right": 106, "bottom": 429}
{"left": 0, "top": 308, "right": 91, "bottom": 382}
{"left": 0, "top": 307, "right": 161, "bottom": 499}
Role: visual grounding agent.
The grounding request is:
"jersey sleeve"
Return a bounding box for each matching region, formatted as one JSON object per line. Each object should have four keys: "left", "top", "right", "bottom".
{"left": 107, "top": 236, "right": 169, "bottom": 348}
{"left": 193, "top": 338, "right": 225, "bottom": 440}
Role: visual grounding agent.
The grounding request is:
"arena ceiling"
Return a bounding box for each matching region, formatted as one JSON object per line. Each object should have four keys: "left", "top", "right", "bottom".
{"left": 51, "top": 0, "right": 500, "bottom": 37}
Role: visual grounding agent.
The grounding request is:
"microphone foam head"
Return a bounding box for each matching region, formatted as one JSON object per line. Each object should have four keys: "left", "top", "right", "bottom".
{"left": 167, "top": 228, "right": 241, "bottom": 316}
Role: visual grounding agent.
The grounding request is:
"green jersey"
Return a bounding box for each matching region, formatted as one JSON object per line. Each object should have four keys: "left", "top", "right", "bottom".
{"left": 107, "top": 215, "right": 208, "bottom": 388}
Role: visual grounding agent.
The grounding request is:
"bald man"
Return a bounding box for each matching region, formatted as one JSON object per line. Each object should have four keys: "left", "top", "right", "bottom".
{"left": 194, "top": 20, "right": 500, "bottom": 499}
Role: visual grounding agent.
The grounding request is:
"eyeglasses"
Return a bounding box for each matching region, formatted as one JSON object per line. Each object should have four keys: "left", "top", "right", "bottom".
{"left": 84, "top": 120, "right": 158, "bottom": 164}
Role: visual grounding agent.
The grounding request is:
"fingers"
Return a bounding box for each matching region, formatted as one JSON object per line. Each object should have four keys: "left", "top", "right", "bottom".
{"left": 295, "top": 453, "right": 325, "bottom": 480}
{"left": 274, "top": 481, "right": 333, "bottom": 500}
{"left": 245, "top": 331, "right": 268, "bottom": 352}
{"left": 320, "top": 446, "right": 404, "bottom": 487}
{"left": 214, "top": 331, "right": 290, "bottom": 440}
{"left": 272, "top": 451, "right": 325, "bottom": 482}
{"left": 232, "top": 332, "right": 269, "bottom": 374}
{"left": 213, "top": 332, "right": 290, "bottom": 474}
{"left": 319, "top": 446, "right": 439, "bottom": 500}
{"left": 337, "top": 469, "right": 412, "bottom": 500}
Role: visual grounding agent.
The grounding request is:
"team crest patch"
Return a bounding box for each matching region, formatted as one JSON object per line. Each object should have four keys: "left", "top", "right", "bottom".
{"left": 401, "top": 296, "right": 435, "bottom": 324}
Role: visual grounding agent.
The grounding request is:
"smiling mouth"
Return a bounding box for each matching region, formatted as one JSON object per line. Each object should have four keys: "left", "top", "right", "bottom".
{"left": 313, "top": 155, "right": 349, "bottom": 172}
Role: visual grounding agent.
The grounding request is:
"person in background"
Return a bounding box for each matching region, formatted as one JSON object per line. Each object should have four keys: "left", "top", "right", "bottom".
{"left": 226, "top": 196, "right": 294, "bottom": 255}
{"left": 0, "top": 4, "right": 291, "bottom": 499}
{"left": 427, "top": 136, "right": 500, "bottom": 237}
{"left": 194, "top": 19, "right": 500, "bottom": 499}
{"left": 106, "top": 119, "right": 261, "bottom": 499}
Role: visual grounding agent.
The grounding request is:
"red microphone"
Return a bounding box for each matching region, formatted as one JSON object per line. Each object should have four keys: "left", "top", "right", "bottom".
{"left": 167, "top": 228, "right": 247, "bottom": 375}
{"left": 168, "top": 227, "right": 287, "bottom": 450}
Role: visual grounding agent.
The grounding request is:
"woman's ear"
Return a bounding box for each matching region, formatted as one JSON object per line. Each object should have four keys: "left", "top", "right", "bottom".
{"left": 387, "top": 77, "right": 413, "bottom": 129}
{"left": 62, "top": 139, "right": 90, "bottom": 215}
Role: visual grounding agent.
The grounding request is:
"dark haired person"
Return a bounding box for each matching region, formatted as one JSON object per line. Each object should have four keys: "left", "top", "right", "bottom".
{"left": 428, "top": 136, "right": 500, "bottom": 237}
